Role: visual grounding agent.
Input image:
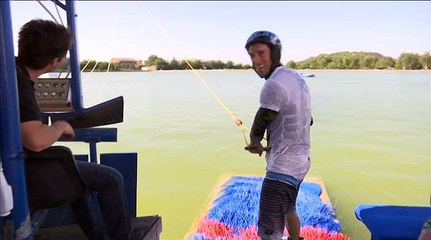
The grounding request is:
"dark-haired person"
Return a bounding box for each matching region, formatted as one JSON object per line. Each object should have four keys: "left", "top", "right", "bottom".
{"left": 16, "top": 19, "right": 138, "bottom": 240}
{"left": 244, "top": 30, "right": 312, "bottom": 240}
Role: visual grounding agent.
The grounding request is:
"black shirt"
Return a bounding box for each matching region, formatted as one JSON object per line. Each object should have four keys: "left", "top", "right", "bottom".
{"left": 16, "top": 58, "right": 42, "bottom": 123}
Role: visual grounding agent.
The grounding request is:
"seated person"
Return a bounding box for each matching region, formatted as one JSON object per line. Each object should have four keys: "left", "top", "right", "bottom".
{"left": 16, "top": 19, "right": 140, "bottom": 240}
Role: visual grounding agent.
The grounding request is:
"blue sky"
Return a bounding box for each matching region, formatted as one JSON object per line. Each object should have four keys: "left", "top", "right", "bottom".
{"left": 9, "top": 1, "right": 431, "bottom": 64}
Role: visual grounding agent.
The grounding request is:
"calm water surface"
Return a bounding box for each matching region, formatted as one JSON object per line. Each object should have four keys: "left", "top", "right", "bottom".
{"left": 65, "top": 70, "right": 430, "bottom": 240}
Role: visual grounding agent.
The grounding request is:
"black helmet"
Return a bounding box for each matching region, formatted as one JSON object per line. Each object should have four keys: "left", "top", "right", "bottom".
{"left": 245, "top": 30, "right": 281, "bottom": 51}
{"left": 245, "top": 31, "right": 282, "bottom": 77}
{"left": 246, "top": 30, "right": 281, "bottom": 63}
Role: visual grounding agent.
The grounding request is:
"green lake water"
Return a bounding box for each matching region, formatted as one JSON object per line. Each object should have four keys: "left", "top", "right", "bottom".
{"left": 64, "top": 70, "right": 430, "bottom": 240}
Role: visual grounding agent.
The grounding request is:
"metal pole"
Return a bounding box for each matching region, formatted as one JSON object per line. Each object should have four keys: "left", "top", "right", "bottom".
{"left": 65, "top": 0, "right": 84, "bottom": 112}
{"left": 0, "top": 1, "right": 33, "bottom": 239}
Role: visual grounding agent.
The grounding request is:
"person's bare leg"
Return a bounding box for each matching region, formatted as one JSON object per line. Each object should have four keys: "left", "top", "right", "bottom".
{"left": 285, "top": 212, "right": 301, "bottom": 240}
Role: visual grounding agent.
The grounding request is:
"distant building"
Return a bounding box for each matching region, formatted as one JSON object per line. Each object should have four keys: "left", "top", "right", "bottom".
{"left": 110, "top": 58, "right": 144, "bottom": 70}
{"left": 140, "top": 65, "right": 157, "bottom": 72}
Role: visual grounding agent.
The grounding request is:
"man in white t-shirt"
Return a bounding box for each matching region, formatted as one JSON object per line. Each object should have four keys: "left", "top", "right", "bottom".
{"left": 244, "top": 30, "right": 312, "bottom": 240}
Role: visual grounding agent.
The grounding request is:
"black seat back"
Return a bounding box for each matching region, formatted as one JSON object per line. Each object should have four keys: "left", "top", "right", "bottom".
{"left": 25, "top": 146, "right": 88, "bottom": 211}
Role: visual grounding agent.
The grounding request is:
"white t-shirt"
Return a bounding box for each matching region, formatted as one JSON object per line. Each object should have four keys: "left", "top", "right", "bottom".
{"left": 260, "top": 66, "right": 311, "bottom": 180}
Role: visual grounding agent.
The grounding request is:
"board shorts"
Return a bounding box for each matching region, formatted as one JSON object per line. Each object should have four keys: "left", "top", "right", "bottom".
{"left": 258, "top": 178, "right": 300, "bottom": 240}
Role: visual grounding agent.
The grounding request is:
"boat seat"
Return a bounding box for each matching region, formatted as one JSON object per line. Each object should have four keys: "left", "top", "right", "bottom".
{"left": 35, "top": 77, "right": 72, "bottom": 112}
{"left": 355, "top": 204, "right": 431, "bottom": 240}
{"left": 26, "top": 146, "right": 87, "bottom": 233}
{"left": 25, "top": 146, "right": 87, "bottom": 211}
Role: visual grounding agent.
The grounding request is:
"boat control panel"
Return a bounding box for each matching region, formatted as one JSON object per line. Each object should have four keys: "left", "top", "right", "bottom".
{"left": 35, "top": 77, "right": 72, "bottom": 112}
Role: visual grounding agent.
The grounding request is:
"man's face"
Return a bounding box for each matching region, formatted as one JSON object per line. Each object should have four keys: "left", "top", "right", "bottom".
{"left": 248, "top": 43, "right": 272, "bottom": 78}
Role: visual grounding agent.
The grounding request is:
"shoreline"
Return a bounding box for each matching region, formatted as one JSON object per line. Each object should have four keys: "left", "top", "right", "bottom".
{"left": 298, "top": 69, "right": 431, "bottom": 72}
{"left": 78, "top": 69, "right": 431, "bottom": 73}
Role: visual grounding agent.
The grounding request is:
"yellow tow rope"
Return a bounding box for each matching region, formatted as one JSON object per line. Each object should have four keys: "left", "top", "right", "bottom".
{"left": 145, "top": 9, "right": 251, "bottom": 145}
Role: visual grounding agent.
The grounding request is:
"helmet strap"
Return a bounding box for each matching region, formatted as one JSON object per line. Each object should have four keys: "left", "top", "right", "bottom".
{"left": 264, "top": 63, "right": 282, "bottom": 80}
{"left": 264, "top": 47, "right": 281, "bottom": 79}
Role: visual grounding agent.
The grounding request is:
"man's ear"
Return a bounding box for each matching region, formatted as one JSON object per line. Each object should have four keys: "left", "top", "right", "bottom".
{"left": 48, "top": 58, "right": 58, "bottom": 68}
{"left": 51, "top": 57, "right": 64, "bottom": 69}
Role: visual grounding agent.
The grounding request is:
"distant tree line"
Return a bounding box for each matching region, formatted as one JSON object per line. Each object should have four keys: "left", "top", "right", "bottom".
{"left": 287, "top": 52, "right": 430, "bottom": 70}
{"left": 58, "top": 51, "right": 430, "bottom": 72}
{"left": 142, "top": 55, "right": 252, "bottom": 70}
